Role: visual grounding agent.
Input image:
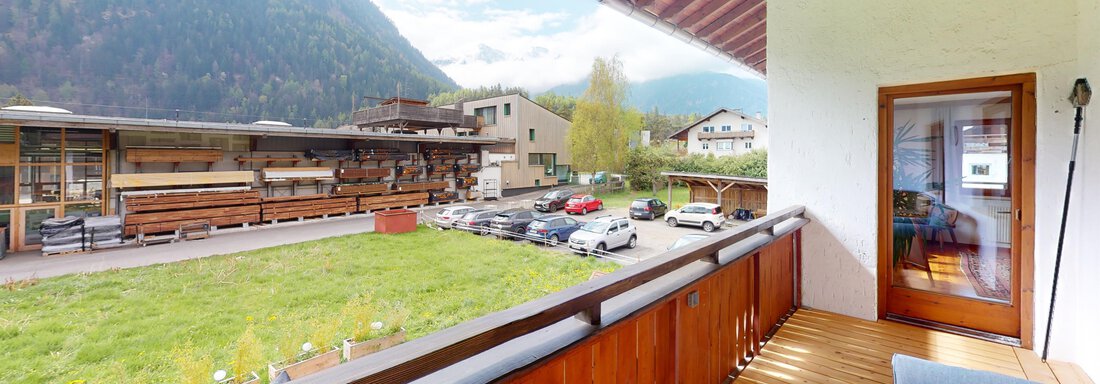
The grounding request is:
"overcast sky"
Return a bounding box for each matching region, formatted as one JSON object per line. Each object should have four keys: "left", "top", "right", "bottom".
{"left": 373, "top": 0, "right": 757, "bottom": 93}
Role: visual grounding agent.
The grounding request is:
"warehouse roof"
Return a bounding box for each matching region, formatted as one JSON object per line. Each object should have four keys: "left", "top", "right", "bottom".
{"left": 0, "top": 110, "right": 511, "bottom": 144}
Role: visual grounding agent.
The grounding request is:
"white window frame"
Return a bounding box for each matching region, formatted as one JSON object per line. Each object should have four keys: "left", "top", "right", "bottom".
{"left": 741, "top": 123, "right": 752, "bottom": 131}
{"left": 701, "top": 142, "right": 710, "bottom": 150}
{"left": 721, "top": 125, "right": 731, "bottom": 132}
{"left": 745, "top": 141, "right": 753, "bottom": 149}
{"left": 717, "top": 141, "right": 733, "bottom": 151}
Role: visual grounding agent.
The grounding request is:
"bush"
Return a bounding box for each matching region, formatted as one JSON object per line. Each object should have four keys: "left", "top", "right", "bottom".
{"left": 625, "top": 148, "right": 767, "bottom": 189}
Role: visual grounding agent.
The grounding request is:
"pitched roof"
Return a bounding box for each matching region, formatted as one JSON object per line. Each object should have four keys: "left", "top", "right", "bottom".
{"left": 667, "top": 107, "right": 765, "bottom": 140}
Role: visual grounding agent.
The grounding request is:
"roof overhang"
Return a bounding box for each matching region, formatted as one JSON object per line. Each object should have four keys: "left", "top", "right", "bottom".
{"left": 600, "top": 0, "right": 766, "bottom": 78}
{"left": 662, "top": 171, "right": 768, "bottom": 190}
{"left": 0, "top": 111, "right": 511, "bottom": 145}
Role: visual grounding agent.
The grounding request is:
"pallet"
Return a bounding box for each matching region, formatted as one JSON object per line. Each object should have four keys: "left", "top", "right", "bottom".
{"left": 358, "top": 192, "right": 429, "bottom": 211}
{"left": 125, "top": 190, "right": 261, "bottom": 212}
{"left": 336, "top": 168, "right": 391, "bottom": 179}
{"left": 332, "top": 183, "right": 390, "bottom": 196}
{"left": 392, "top": 181, "right": 449, "bottom": 192}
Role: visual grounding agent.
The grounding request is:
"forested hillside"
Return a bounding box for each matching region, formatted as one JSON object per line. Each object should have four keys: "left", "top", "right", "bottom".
{"left": 0, "top": 0, "right": 457, "bottom": 127}
{"left": 544, "top": 72, "right": 767, "bottom": 117}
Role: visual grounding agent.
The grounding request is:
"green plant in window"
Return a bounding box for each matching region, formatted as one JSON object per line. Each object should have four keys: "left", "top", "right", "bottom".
{"left": 892, "top": 120, "right": 942, "bottom": 265}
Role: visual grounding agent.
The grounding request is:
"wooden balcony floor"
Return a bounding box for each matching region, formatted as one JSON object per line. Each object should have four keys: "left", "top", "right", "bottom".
{"left": 736, "top": 309, "right": 1093, "bottom": 384}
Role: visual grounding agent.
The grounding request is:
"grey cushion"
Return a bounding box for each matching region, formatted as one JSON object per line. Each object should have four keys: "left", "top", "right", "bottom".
{"left": 892, "top": 354, "right": 1037, "bottom": 384}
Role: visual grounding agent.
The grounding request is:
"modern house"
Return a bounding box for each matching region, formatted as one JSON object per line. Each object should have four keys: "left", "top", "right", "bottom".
{"left": 669, "top": 107, "right": 768, "bottom": 156}
{"left": 294, "top": 0, "right": 1098, "bottom": 383}
{"left": 441, "top": 93, "right": 572, "bottom": 196}
{"left": 0, "top": 106, "right": 509, "bottom": 252}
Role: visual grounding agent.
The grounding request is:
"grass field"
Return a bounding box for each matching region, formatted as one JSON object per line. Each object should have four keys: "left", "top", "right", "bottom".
{"left": 0, "top": 228, "right": 618, "bottom": 383}
{"left": 593, "top": 185, "right": 691, "bottom": 209}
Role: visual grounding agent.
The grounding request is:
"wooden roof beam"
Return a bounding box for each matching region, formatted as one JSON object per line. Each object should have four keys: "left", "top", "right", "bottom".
{"left": 718, "top": 22, "right": 766, "bottom": 54}
{"left": 714, "top": 13, "right": 766, "bottom": 51}
{"left": 635, "top": 0, "right": 656, "bottom": 8}
{"left": 679, "top": 0, "right": 744, "bottom": 33}
{"left": 731, "top": 33, "right": 767, "bottom": 59}
{"left": 696, "top": 0, "right": 765, "bottom": 38}
{"left": 657, "top": 0, "right": 693, "bottom": 19}
{"left": 744, "top": 50, "right": 767, "bottom": 68}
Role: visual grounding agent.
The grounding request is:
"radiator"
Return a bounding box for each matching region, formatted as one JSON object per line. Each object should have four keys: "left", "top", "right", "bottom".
{"left": 985, "top": 205, "right": 1012, "bottom": 244}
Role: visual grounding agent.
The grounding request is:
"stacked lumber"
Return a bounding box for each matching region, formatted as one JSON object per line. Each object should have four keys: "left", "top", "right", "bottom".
{"left": 261, "top": 167, "right": 333, "bottom": 181}
{"left": 123, "top": 190, "right": 261, "bottom": 236}
{"left": 395, "top": 166, "right": 422, "bottom": 177}
{"left": 358, "top": 193, "right": 429, "bottom": 211}
{"left": 331, "top": 183, "right": 390, "bottom": 196}
{"left": 125, "top": 190, "right": 260, "bottom": 212}
{"left": 455, "top": 164, "right": 481, "bottom": 174}
{"left": 126, "top": 148, "right": 222, "bottom": 163}
{"left": 429, "top": 190, "right": 459, "bottom": 203}
{"left": 112, "top": 171, "right": 254, "bottom": 188}
{"left": 260, "top": 194, "right": 357, "bottom": 221}
{"left": 336, "top": 168, "right": 390, "bottom": 179}
{"left": 124, "top": 205, "right": 259, "bottom": 236}
{"left": 357, "top": 149, "right": 411, "bottom": 162}
{"left": 393, "top": 181, "right": 449, "bottom": 192}
{"left": 426, "top": 164, "right": 451, "bottom": 175}
{"left": 455, "top": 177, "right": 478, "bottom": 188}
{"left": 423, "top": 149, "right": 468, "bottom": 161}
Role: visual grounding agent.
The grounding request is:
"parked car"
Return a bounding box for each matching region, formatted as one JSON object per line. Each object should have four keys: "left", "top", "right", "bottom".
{"left": 534, "top": 188, "right": 576, "bottom": 212}
{"left": 568, "top": 215, "right": 637, "bottom": 255}
{"left": 565, "top": 194, "right": 603, "bottom": 215}
{"left": 455, "top": 209, "right": 502, "bottom": 235}
{"left": 490, "top": 209, "right": 542, "bottom": 239}
{"left": 525, "top": 215, "right": 583, "bottom": 246}
{"left": 668, "top": 233, "right": 711, "bottom": 250}
{"left": 433, "top": 205, "right": 476, "bottom": 229}
{"left": 629, "top": 198, "right": 668, "bottom": 220}
{"left": 665, "top": 203, "right": 725, "bottom": 232}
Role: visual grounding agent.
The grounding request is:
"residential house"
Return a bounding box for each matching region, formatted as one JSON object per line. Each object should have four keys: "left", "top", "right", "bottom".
{"left": 294, "top": 1, "right": 1099, "bottom": 383}
{"left": 442, "top": 93, "right": 572, "bottom": 196}
{"left": 669, "top": 107, "right": 767, "bottom": 156}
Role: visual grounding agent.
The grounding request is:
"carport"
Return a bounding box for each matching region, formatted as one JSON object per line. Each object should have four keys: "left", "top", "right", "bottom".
{"left": 661, "top": 171, "right": 768, "bottom": 219}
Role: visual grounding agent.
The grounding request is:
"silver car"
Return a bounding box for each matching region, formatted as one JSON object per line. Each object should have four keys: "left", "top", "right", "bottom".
{"left": 568, "top": 216, "right": 637, "bottom": 255}
{"left": 433, "top": 206, "right": 475, "bottom": 229}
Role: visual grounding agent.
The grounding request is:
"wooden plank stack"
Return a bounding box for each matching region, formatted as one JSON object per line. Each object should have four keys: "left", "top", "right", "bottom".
{"left": 395, "top": 165, "right": 422, "bottom": 177}
{"left": 393, "top": 181, "right": 449, "bottom": 192}
{"left": 125, "top": 190, "right": 261, "bottom": 212}
{"left": 455, "top": 177, "right": 478, "bottom": 188}
{"left": 455, "top": 164, "right": 481, "bottom": 174}
{"left": 429, "top": 190, "right": 459, "bottom": 203}
{"left": 260, "top": 194, "right": 357, "bottom": 222}
{"left": 331, "top": 183, "right": 390, "bottom": 196}
{"left": 358, "top": 193, "right": 429, "bottom": 211}
{"left": 123, "top": 190, "right": 260, "bottom": 236}
{"left": 112, "top": 171, "right": 254, "bottom": 188}
{"left": 426, "top": 164, "right": 451, "bottom": 175}
{"left": 126, "top": 148, "right": 222, "bottom": 163}
{"left": 336, "top": 168, "right": 390, "bottom": 179}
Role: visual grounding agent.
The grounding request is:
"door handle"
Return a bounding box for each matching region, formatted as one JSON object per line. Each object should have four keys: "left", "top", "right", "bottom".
{"left": 1015, "top": 209, "right": 1022, "bottom": 221}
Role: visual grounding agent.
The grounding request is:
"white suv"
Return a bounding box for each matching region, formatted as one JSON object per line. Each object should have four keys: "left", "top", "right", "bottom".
{"left": 665, "top": 203, "right": 725, "bottom": 232}
{"left": 568, "top": 216, "right": 637, "bottom": 255}
{"left": 433, "top": 206, "right": 475, "bottom": 229}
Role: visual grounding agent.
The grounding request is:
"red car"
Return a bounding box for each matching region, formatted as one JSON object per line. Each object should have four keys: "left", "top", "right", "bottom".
{"left": 564, "top": 194, "right": 603, "bottom": 215}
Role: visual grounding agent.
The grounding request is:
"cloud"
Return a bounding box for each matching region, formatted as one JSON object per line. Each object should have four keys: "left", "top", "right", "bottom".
{"left": 374, "top": 0, "right": 756, "bottom": 93}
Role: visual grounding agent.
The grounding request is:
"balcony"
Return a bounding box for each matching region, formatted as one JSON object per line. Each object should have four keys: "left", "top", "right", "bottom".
{"left": 290, "top": 206, "right": 1088, "bottom": 384}
{"left": 699, "top": 130, "right": 755, "bottom": 140}
{"left": 353, "top": 103, "right": 479, "bottom": 130}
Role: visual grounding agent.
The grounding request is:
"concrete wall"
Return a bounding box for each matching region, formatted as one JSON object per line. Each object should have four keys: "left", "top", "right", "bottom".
{"left": 768, "top": 0, "right": 1095, "bottom": 373}
{"left": 685, "top": 110, "right": 767, "bottom": 156}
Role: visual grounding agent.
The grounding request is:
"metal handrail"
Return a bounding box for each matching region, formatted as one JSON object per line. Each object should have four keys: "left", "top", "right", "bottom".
{"left": 293, "top": 205, "right": 807, "bottom": 384}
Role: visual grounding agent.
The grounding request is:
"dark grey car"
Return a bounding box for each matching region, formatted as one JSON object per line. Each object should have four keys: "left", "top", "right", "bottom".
{"left": 455, "top": 209, "right": 502, "bottom": 235}
{"left": 534, "top": 188, "right": 575, "bottom": 212}
{"left": 629, "top": 198, "right": 668, "bottom": 220}
{"left": 489, "top": 209, "right": 542, "bottom": 239}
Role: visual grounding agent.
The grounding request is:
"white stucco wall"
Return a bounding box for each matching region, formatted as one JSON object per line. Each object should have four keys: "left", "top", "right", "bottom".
{"left": 769, "top": 0, "right": 1095, "bottom": 374}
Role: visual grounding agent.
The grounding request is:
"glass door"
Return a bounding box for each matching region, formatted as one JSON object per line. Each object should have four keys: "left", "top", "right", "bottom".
{"left": 879, "top": 75, "right": 1034, "bottom": 345}
{"left": 18, "top": 207, "right": 57, "bottom": 249}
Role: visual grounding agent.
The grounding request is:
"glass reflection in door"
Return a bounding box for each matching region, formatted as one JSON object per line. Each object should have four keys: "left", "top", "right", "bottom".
{"left": 22, "top": 208, "right": 56, "bottom": 247}
{"left": 890, "top": 91, "right": 1013, "bottom": 303}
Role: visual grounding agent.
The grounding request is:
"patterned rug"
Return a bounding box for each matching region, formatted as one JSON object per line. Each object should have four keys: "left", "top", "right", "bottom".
{"left": 959, "top": 248, "right": 1011, "bottom": 301}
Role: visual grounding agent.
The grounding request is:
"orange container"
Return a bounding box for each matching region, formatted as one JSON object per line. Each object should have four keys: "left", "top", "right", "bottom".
{"left": 375, "top": 209, "right": 417, "bottom": 234}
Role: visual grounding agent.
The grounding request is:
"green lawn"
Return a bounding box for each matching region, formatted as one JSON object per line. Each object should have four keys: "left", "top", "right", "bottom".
{"left": 593, "top": 185, "right": 691, "bottom": 209}
{"left": 0, "top": 228, "right": 618, "bottom": 383}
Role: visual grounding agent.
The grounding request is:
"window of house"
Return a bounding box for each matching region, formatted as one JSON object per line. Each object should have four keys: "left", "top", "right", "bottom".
{"left": 721, "top": 125, "right": 731, "bottom": 132}
{"left": 971, "top": 164, "right": 991, "bottom": 176}
{"left": 19, "top": 127, "right": 62, "bottom": 163}
{"left": 702, "top": 126, "right": 714, "bottom": 133}
{"left": 718, "top": 141, "right": 732, "bottom": 151}
{"left": 475, "top": 106, "right": 497, "bottom": 125}
{"left": 702, "top": 143, "right": 710, "bottom": 150}
{"left": 504, "top": 103, "right": 511, "bottom": 116}
{"left": 529, "top": 128, "right": 535, "bottom": 141}
{"left": 741, "top": 123, "right": 753, "bottom": 131}
{"left": 745, "top": 142, "right": 753, "bottom": 149}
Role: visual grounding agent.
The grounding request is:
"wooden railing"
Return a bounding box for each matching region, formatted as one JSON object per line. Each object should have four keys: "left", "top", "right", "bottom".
{"left": 698, "top": 130, "right": 755, "bottom": 140}
{"left": 292, "top": 206, "right": 807, "bottom": 384}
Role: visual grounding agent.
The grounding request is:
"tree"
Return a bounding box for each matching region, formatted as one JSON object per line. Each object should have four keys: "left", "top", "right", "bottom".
{"left": 427, "top": 84, "right": 527, "bottom": 106}
{"left": 568, "top": 56, "right": 638, "bottom": 174}
{"left": 533, "top": 91, "right": 577, "bottom": 120}
{"left": 625, "top": 146, "right": 673, "bottom": 193}
{"left": 4, "top": 93, "right": 32, "bottom": 107}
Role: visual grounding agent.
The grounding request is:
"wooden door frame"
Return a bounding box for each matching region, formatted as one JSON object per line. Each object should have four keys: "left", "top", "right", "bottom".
{"left": 876, "top": 73, "right": 1036, "bottom": 348}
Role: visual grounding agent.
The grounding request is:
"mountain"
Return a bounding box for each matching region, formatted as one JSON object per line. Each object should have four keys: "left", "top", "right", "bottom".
{"left": 0, "top": 0, "right": 457, "bottom": 127}
{"left": 544, "top": 72, "right": 767, "bottom": 117}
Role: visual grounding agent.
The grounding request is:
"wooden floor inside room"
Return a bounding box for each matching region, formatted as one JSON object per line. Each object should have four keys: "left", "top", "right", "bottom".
{"left": 894, "top": 243, "right": 1011, "bottom": 303}
{"left": 735, "top": 309, "right": 1093, "bottom": 384}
